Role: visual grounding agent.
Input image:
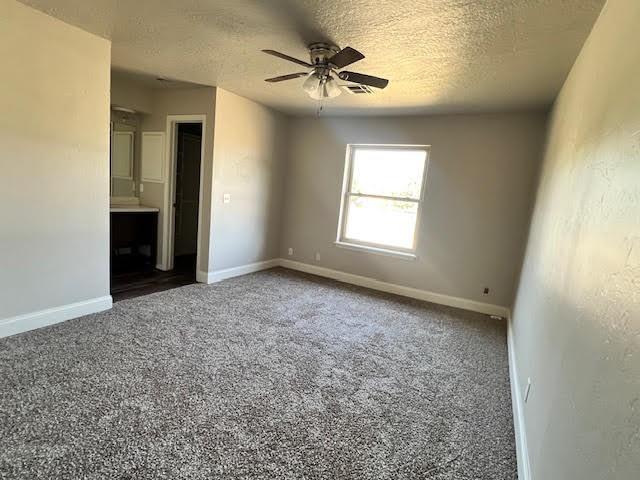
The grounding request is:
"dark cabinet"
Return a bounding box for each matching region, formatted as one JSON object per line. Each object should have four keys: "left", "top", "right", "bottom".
{"left": 110, "top": 211, "right": 158, "bottom": 275}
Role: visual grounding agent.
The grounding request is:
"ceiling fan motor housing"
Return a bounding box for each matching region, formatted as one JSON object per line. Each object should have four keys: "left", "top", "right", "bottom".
{"left": 308, "top": 42, "right": 340, "bottom": 66}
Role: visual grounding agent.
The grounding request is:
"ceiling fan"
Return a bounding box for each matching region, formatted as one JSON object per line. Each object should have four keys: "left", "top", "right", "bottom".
{"left": 262, "top": 43, "right": 389, "bottom": 100}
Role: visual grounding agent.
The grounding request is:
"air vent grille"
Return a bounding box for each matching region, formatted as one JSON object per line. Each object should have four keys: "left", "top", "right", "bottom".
{"left": 341, "top": 84, "right": 374, "bottom": 94}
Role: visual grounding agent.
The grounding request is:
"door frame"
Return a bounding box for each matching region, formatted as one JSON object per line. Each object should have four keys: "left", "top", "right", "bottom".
{"left": 162, "top": 114, "right": 206, "bottom": 273}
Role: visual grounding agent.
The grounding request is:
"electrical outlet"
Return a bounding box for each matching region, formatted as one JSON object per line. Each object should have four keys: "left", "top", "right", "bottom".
{"left": 315, "top": 252, "right": 321, "bottom": 262}
{"left": 288, "top": 247, "right": 293, "bottom": 256}
{"left": 524, "top": 378, "right": 532, "bottom": 403}
{"left": 483, "top": 287, "right": 490, "bottom": 295}
{"left": 223, "top": 193, "right": 231, "bottom": 204}
{"left": 139, "top": 183, "right": 144, "bottom": 193}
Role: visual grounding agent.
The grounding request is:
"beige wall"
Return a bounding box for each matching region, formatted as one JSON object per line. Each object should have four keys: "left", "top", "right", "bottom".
{"left": 209, "top": 89, "right": 288, "bottom": 272}
{"left": 511, "top": 0, "right": 640, "bottom": 478}
{"left": 0, "top": 0, "right": 111, "bottom": 319}
{"left": 111, "top": 73, "right": 153, "bottom": 114}
{"left": 140, "top": 87, "right": 216, "bottom": 272}
{"left": 112, "top": 84, "right": 288, "bottom": 275}
{"left": 280, "top": 113, "right": 547, "bottom": 307}
{"left": 110, "top": 74, "right": 154, "bottom": 198}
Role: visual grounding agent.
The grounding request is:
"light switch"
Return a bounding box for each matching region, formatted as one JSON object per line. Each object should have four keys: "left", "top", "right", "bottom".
{"left": 223, "top": 193, "right": 231, "bottom": 204}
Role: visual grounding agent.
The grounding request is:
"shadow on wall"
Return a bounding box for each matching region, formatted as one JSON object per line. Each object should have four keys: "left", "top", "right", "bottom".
{"left": 511, "top": 269, "right": 639, "bottom": 478}
{"left": 510, "top": 27, "right": 640, "bottom": 471}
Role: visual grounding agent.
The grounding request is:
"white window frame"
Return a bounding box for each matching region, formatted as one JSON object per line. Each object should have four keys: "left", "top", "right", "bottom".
{"left": 335, "top": 144, "right": 430, "bottom": 259}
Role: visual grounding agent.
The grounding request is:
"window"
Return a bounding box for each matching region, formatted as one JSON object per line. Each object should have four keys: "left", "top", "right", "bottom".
{"left": 336, "top": 145, "right": 429, "bottom": 257}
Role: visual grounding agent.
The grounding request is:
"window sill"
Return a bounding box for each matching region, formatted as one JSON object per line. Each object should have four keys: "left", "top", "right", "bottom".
{"left": 334, "top": 241, "right": 417, "bottom": 260}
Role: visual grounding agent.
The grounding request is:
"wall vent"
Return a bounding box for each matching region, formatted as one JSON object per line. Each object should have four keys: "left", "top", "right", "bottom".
{"left": 341, "top": 84, "right": 374, "bottom": 94}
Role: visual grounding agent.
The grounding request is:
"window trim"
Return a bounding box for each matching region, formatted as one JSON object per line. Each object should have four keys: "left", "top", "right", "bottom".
{"left": 333, "top": 240, "right": 418, "bottom": 260}
{"left": 336, "top": 144, "right": 430, "bottom": 256}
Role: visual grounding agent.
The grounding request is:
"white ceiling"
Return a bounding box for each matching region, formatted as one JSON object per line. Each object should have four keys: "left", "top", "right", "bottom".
{"left": 19, "top": 0, "right": 604, "bottom": 115}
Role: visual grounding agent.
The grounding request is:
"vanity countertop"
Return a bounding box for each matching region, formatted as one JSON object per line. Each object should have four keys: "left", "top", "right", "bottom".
{"left": 110, "top": 205, "right": 159, "bottom": 213}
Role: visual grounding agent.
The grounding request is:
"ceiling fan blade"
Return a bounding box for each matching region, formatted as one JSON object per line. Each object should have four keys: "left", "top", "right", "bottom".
{"left": 262, "top": 49, "right": 312, "bottom": 68}
{"left": 265, "top": 72, "right": 308, "bottom": 82}
{"left": 338, "top": 71, "right": 389, "bottom": 89}
{"left": 328, "top": 47, "right": 365, "bottom": 68}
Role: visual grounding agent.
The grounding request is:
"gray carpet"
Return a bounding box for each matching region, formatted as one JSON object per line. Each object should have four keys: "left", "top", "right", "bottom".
{"left": 0, "top": 268, "right": 516, "bottom": 479}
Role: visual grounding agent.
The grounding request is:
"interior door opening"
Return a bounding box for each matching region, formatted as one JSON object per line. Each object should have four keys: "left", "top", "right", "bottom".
{"left": 172, "top": 122, "right": 203, "bottom": 278}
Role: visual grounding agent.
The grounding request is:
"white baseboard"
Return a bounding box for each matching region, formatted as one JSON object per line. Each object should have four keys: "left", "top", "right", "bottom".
{"left": 279, "top": 259, "right": 510, "bottom": 318}
{"left": 197, "top": 258, "right": 509, "bottom": 318}
{"left": 0, "top": 296, "right": 113, "bottom": 339}
{"left": 507, "top": 316, "right": 531, "bottom": 480}
{"left": 198, "top": 258, "right": 280, "bottom": 284}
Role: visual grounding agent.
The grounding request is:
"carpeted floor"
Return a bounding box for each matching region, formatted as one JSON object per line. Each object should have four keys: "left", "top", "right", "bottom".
{"left": 0, "top": 268, "right": 516, "bottom": 479}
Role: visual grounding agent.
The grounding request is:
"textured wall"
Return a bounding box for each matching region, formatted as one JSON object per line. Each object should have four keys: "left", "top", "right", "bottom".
{"left": 210, "top": 89, "right": 288, "bottom": 272}
{"left": 280, "top": 112, "right": 547, "bottom": 307}
{"left": 0, "top": 0, "right": 111, "bottom": 318}
{"left": 511, "top": 0, "right": 640, "bottom": 478}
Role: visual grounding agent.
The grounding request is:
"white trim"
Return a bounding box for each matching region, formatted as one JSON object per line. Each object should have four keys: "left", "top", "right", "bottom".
{"left": 197, "top": 258, "right": 509, "bottom": 317}
{"left": 196, "top": 269, "right": 211, "bottom": 283}
{"left": 334, "top": 241, "right": 417, "bottom": 260}
{"left": 198, "top": 259, "right": 280, "bottom": 284}
{"left": 279, "top": 259, "right": 509, "bottom": 317}
{"left": 160, "top": 115, "right": 207, "bottom": 272}
{"left": 0, "top": 296, "right": 112, "bottom": 339}
{"left": 507, "top": 315, "right": 532, "bottom": 480}
{"left": 336, "top": 144, "right": 431, "bottom": 255}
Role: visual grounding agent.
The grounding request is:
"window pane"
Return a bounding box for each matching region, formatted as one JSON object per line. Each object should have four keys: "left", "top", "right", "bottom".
{"left": 344, "top": 196, "right": 418, "bottom": 249}
{"left": 351, "top": 148, "right": 426, "bottom": 199}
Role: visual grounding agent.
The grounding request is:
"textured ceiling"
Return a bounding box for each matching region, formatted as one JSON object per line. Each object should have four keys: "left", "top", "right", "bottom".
{"left": 19, "top": 0, "right": 605, "bottom": 115}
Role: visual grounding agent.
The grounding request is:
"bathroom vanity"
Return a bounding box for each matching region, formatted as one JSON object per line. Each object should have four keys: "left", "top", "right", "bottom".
{"left": 109, "top": 106, "right": 159, "bottom": 276}
{"left": 110, "top": 204, "right": 159, "bottom": 274}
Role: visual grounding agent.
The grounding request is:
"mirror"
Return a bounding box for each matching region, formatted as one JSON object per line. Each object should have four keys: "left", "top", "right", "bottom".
{"left": 112, "top": 131, "right": 133, "bottom": 178}
{"left": 110, "top": 107, "right": 140, "bottom": 197}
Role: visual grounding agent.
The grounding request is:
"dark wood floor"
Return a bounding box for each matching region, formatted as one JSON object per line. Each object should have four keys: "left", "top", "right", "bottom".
{"left": 110, "top": 255, "right": 196, "bottom": 302}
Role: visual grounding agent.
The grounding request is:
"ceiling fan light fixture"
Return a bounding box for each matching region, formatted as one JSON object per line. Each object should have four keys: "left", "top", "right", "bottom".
{"left": 323, "top": 76, "right": 342, "bottom": 99}
{"left": 302, "top": 72, "right": 321, "bottom": 96}
{"left": 303, "top": 72, "right": 342, "bottom": 100}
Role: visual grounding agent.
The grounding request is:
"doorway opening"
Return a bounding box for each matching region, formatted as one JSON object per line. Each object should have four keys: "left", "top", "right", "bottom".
{"left": 162, "top": 114, "right": 207, "bottom": 276}
{"left": 171, "top": 122, "right": 202, "bottom": 279}
{"left": 110, "top": 116, "right": 206, "bottom": 303}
